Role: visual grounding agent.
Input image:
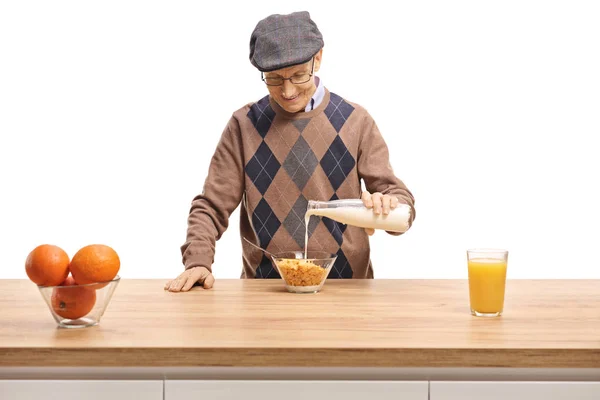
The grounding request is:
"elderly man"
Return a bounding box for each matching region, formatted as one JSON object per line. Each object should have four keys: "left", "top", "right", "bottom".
{"left": 165, "top": 11, "right": 415, "bottom": 292}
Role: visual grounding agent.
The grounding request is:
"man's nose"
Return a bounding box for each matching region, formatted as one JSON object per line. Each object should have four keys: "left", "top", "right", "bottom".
{"left": 281, "top": 80, "right": 296, "bottom": 97}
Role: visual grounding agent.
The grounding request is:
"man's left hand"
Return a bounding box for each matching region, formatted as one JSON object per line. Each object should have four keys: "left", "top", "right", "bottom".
{"left": 360, "top": 192, "right": 400, "bottom": 236}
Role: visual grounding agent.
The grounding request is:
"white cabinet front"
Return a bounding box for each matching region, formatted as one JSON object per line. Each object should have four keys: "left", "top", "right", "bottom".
{"left": 0, "top": 380, "right": 163, "bottom": 400}
{"left": 166, "top": 380, "right": 428, "bottom": 400}
{"left": 430, "top": 381, "right": 600, "bottom": 400}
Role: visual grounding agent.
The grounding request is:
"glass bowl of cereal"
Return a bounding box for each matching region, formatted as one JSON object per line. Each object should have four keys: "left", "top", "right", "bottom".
{"left": 271, "top": 251, "right": 337, "bottom": 293}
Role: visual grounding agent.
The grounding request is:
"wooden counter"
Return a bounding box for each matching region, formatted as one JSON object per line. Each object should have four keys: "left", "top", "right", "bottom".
{"left": 1, "top": 279, "right": 600, "bottom": 368}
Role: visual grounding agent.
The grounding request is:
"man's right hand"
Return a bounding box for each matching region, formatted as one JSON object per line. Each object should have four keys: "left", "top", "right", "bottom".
{"left": 164, "top": 266, "right": 214, "bottom": 292}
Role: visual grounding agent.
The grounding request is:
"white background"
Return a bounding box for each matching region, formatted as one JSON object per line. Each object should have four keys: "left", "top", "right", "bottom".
{"left": 1, "top": 0, "right": 599, "bottom": 281}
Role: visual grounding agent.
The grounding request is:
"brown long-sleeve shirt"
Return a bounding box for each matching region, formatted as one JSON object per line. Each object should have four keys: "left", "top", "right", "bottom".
{"left": 180, "top": 88, "right": 415, "bottom": 279}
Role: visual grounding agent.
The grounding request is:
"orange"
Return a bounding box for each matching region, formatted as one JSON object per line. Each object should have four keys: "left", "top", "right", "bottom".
{"left": 25, "top": 244, "right": 70, "bottom": 286}
{"left": 69, "top": 244, "right": 120, "bottom": 288}
{"left": 51, "top": 276, "right": 96, "bottom": 320}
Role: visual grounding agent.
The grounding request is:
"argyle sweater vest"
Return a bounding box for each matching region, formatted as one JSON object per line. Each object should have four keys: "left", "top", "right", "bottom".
{"left": 181, "top": 88, "right": 415, "bottom": 279}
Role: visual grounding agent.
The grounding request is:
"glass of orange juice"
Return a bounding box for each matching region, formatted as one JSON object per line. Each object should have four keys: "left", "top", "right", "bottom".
{"left": 467, "top": 248, "right": 508, "bottom": 317}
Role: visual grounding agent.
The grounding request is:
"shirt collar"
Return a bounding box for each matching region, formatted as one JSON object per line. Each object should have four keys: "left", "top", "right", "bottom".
{"left": 305, "top": 76, "right": 325, "bottom": 112}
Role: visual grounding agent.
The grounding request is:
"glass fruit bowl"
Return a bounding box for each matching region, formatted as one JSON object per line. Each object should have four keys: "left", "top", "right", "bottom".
{"left": 271, "top": 251, "right": 337, "bottom": 293}
{"left": 37, "top": 276, "right": 120, "bottom": 328}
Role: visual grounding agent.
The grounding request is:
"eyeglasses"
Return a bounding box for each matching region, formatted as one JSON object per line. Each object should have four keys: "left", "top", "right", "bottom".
{"left": 261, "top": 57, "right": 315, "bottom": 86}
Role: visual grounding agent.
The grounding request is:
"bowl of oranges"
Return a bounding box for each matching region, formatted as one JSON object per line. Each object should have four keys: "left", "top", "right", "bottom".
{"left": 25, "top": 244, "right": 120, "bottom": 329}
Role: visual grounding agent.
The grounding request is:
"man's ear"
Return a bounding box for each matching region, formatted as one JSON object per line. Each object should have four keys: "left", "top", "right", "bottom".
{"left": 313, "top": 48, "right": 323, "bottom": 72}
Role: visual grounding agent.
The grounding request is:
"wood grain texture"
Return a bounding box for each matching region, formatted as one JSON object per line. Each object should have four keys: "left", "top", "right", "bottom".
{"left": 1, "top": 279, "right": 599, "bottom": 368}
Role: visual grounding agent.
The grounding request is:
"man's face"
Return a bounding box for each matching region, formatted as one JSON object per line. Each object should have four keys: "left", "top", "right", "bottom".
{"left": 264, "top": 50, "right": 322, "bottom": 113}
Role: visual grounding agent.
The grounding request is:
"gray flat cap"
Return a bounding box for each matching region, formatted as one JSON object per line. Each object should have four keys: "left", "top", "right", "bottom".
{"left": 249, "top": 11, "right": 324, "bottom": 72}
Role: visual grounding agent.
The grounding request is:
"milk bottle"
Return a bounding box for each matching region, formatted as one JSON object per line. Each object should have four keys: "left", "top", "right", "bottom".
{"left": 304, "top": 199, "right": 411, "bottom": 257}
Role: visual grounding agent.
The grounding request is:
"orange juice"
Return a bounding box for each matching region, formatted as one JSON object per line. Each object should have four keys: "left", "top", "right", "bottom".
{"left": 468, "top": 257, "right": 507, "bottom": 316}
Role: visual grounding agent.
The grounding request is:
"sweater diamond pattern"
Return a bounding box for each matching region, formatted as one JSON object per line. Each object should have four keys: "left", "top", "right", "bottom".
{"left": 252, "top": 198, "right": 281, "bottom": 249}
{"left": 247, "top": 95, "right": 275, "bottom": 138}
{"left": 283, "top": 135, "right": 319, "bottom": 191}
{"left": 291, "top": 118, "right": 310, "bottom": 133}
{"left": 283, "top": 194, "right": 320, "bottom": 248}
{"left": 322, "top": 193, "right": 347, "bottom": 246}
{"left": 320, "top": 135, "right": 356, "bottom": 191}
{"left": 245, "top": 141, "right": 281, "bottom": 195}
{"left": 329, "top": 248, "right": 353, "bottom": 279}
{"left": 255, "top": 254, "right": 280, "bottom": 279}
{"left": 324, "top": 92, "right": 354, "bottom": 133}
